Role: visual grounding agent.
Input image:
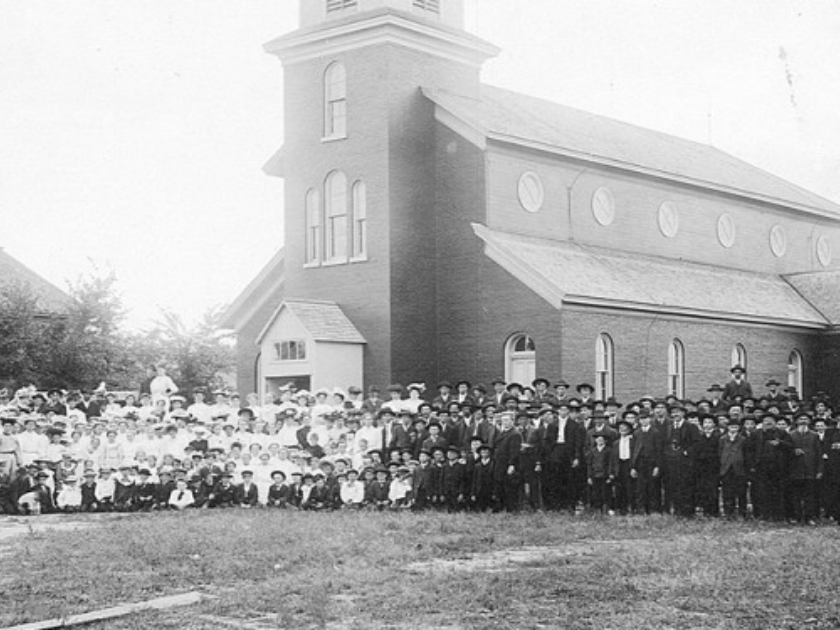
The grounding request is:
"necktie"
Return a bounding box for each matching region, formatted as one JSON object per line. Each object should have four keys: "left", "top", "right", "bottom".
{"left": 177, "top": 491, "right": 184, "bottom": 500}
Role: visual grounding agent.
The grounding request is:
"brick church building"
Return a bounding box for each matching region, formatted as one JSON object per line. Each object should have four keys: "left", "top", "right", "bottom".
{"left": 223, "top": 0, "right": 840, "bottom": 403}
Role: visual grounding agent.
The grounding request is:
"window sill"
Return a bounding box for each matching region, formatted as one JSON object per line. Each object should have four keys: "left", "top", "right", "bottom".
{"left": 349, "top": 255, "right": 368, "bottom": 264}
{"left": 303, "top": 262, "right": 321, "bottom": 269}
{"left": 321, "top": 134, "right": 347, "bottom": 144}
{"left": 321, "top": 258, "right": 349, "bottom": 267}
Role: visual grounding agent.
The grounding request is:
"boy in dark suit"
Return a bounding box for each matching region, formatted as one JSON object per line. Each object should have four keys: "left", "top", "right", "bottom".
{"left": 586, "top": 434, "right": 612, "bottom": 513}
{"left": 236, "top": 470, "right": 260, "bottom": 508}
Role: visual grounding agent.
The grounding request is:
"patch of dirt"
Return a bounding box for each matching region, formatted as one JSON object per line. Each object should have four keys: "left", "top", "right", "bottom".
{"left": 406, "top": 541, "right": 628, "bottom": 574}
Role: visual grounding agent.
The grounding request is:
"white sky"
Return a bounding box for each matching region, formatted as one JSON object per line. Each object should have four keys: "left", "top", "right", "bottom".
{"left": 2, "top": 1, "right": 839, "bottom": 330}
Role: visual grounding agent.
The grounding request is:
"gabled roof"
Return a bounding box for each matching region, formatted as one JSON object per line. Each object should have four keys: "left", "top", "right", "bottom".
{"left": 0, "top": 248, "right": 73, "bottom": 314}
{"left": 256, "top": 300, "right": 366, "bottom": 345}
{"left": 424, "top": 85, "right": 840, "bottom": 220}
{"left": 473, "top": 224, "right": 829, "bottom": 330}
{"left": 785, "top": 270, "right": 840, "bottom": 326}
{"left": 221, "top": 249, "right": 285, "bottom": 330}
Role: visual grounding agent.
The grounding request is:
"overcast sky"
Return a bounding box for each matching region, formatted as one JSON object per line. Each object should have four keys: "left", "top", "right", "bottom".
{"left": 2, "top": 1, "right": 838, "bottom": 330}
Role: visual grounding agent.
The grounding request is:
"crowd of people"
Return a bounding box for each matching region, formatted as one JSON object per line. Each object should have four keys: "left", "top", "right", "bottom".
{"left": 0, "top": 364, "right": 837, "bottom": 525}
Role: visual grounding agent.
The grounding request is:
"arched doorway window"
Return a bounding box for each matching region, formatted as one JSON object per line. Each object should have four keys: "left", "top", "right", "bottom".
{"left": 731, "top": 343, "right": 747, "bottom": 371}
{"left": 668, "top": 339, "right": 685, "bottom": 398}
{"left": 788, "top": 350, "right": 803, "bottom": 397}
{"left": 505, "top": 334, "right": 536, "bottom": 385}
{"left": 595, "top": 333, "right": 614, "bottom": 399}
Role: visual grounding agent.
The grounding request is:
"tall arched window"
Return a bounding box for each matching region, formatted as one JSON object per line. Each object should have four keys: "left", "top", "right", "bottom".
{"left": 668, "top": 339, "right": 685, "bottom": 398}
{"left": 351, "top": 180, "right": 367, "bottom": 260}
{"left": 305, "top": 188, "right": 321, "bottom": 265}
{"left": 505, "top": 334, "right": 536, "bottom": 385}
{"left": 325, "top": 171, "right": 348, "bottom": 262}
{"left": 731, "top": 344, "right": 747, "bottom": 371}
{"left": 595, "top": 334, "right": 614, "bottom": 399}
{"left": 788, "top": 350, "right": 803, "bottom": 397}
{"left": 324, "top": 62, "right": 347, "bottom": 139}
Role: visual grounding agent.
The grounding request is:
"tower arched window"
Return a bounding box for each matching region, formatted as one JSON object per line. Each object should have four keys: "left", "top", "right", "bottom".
{"left": 351, "top": 180, "right": 367, "bottom": 260}
{"left": 305, "top": 188, "right": 321, "bottom": 265}
{"left": 668, "top": 339, "right": 685, "bottom": 398}
{"left": 595, "top": 334, "right": 614, "bottom": 399}
{"left": 788, "top": 350, "right": 803, "bottom": 397}
{"left": 505, "top": 334, "right": 536, "bottom": 385}
{"left": 325, "top": 171, "right": 348, "bottom": 262}
{"left": 413, "top": 0, "right": 441, "bottom": 14}
{"left": 324, "top": 62, "right": 347, "bottom": 139}
{"left": 731, "top": 344, "right": 747, "bottom": 371}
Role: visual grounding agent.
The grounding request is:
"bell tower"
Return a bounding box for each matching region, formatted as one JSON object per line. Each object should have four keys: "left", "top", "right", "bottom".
{"left": 262, "top": 0, "right": 498, "bottom": 387}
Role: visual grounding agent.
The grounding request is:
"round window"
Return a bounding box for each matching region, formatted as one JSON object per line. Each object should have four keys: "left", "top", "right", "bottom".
{"left": 717, "top": 213, "right": 736, "bottom": 248}
{"left": 816, "top": 235, "right": 833, "bottom": 267}
{"left": 770, "top": 225, "right": 787, "bottom": 258}
{"left": 592, "top": 187, "right": 615, "bottom": 226}
{"left": 517, "top": 172, "right": 544, "bottom": 213}
{"left": 658, "top": 202, "right": 679, "bottom": 238}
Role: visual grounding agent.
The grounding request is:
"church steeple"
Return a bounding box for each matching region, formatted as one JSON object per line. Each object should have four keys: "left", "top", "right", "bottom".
{"left": 269, "top": 0, "right": 497, "bottom": 70}
{"left": 301, "top": 0, "right": 465, "bottom": 30}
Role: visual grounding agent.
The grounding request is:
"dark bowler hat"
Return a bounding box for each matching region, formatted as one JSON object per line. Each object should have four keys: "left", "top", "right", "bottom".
{"left": 491, "top": 377, "right": 506, "bottom": 386}
{"left": 707, "top": 384, "right": 724, "bottom": 392}
{"left": 506, "top": 382, "right": 523, "bottom": 392}
{"left": 472, "top": 383, "right": 487, "bottom": 393}
{"left": 731, "top": 365, "right": 746, "bottom": 374}
{"left": 437, "top": 381, "right": 452, "bottom": 390}
{"left": 555, "top": 380, "right": 570, "bottom": 389}
{"left": 616, "top": 419, "right": 634, "bottom": 431}
{"left": 455, "top": 380, "right": 471, "bottom": 389}
{"left": 532, "top": 377, "right": 550, "bottom": 388}
{"left": 765, "top": 378, "right": 781, "bottom": 387}
{"left": 576, "top": 383, "right": 594, "bottom": 393}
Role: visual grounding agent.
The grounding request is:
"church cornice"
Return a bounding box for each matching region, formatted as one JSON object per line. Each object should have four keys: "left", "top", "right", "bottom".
{"left": 264, "top": 7, "right": 499, "bottom": 67}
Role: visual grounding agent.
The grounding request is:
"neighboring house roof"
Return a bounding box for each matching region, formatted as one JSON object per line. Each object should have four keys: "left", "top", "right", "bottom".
{"left": 256, "top": 300, "right": 367, "bottom": 345}
{"left": 0, "top": 248, "right": 73, "bottom": 314}
{"left": 473, "top": 223, "right": 830, "bottom": 329}
{"left": 785, "top": 270, "right": 840, "bottom": 326}
{"left": 424, "top": 85, "right": 840, "bottom": 220}
{"left": 221, "top": 249, "right": 285, "bottom": 330}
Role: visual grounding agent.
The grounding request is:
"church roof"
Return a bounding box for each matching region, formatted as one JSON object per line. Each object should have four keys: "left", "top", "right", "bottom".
{"left": 784, "top": 270, "right": 840, "bottom": 326}
{"left": 256, "top": 300, "right": 366, "bottom": 345}
{"left": 220, "top": 249, "right": 285, "bottom": 331}
{"left": 472, "top": 224, "right": 830, "bottom": 329}
{"left": 424, "top": 85, "right": 840, "bottom": 220}
{"left": 0, "top": 248, "right": 73, "bottom": 314}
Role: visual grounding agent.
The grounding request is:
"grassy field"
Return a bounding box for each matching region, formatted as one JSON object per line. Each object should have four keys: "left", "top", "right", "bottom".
{"left": 1, "top": 511, "right": 839, "bottom": 629}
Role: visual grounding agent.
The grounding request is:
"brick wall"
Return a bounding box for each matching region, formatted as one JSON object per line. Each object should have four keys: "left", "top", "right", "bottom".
{"left": 559, "top": 307, "right": 820, "bottom": 402}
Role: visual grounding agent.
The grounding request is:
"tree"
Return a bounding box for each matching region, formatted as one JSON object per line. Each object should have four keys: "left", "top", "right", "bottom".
{"left": 0, "top": 281, "right": 63, "bottom": 389}
{"left": 135, "top": 306, "right": 235, "bottom": 395}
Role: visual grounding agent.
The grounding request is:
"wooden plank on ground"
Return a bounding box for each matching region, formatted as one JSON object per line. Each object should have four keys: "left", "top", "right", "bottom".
{"left": 1, "top": 591, "right": 203, "bottom": 630}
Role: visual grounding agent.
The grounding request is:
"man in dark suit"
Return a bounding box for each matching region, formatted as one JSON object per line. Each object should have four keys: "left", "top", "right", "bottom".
{"left": 609, "top": 419, "right": 635, "bottom": 514}
{"left": 631, "top": 411, "right": 663, "bottom": 514}
{"left": 753, "top": 414, "right": 792, "bottom": 521}
{"left": 662, "top": 403, "right": 699, "bottom": 517}
{"left": 432, "top": 382, "right": 455, "bottom": 411}
{"left": 493, "top": 412, "right": 522, "bottom": 512}
{"left": 532, "top": 378, "right": 557, "bottom": 406}
{"left": 722, "top": 365, "right": 754, "bottom": 402}
{"left": 719, "top": 418, "right": 748, "bottom": 518}
{"left": 520, "top": 408, "right": 546, "bottom": 511}
{"left": 542, "top": 401, "right": 583, "bottom": 512}
{"left": 789, "top": 413, "right": 823, "bottom": 524}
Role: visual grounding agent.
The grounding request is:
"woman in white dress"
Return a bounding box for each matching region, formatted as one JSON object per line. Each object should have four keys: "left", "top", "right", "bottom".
{"left": 149, "top": 365, "right": 179, "bottom": 406}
